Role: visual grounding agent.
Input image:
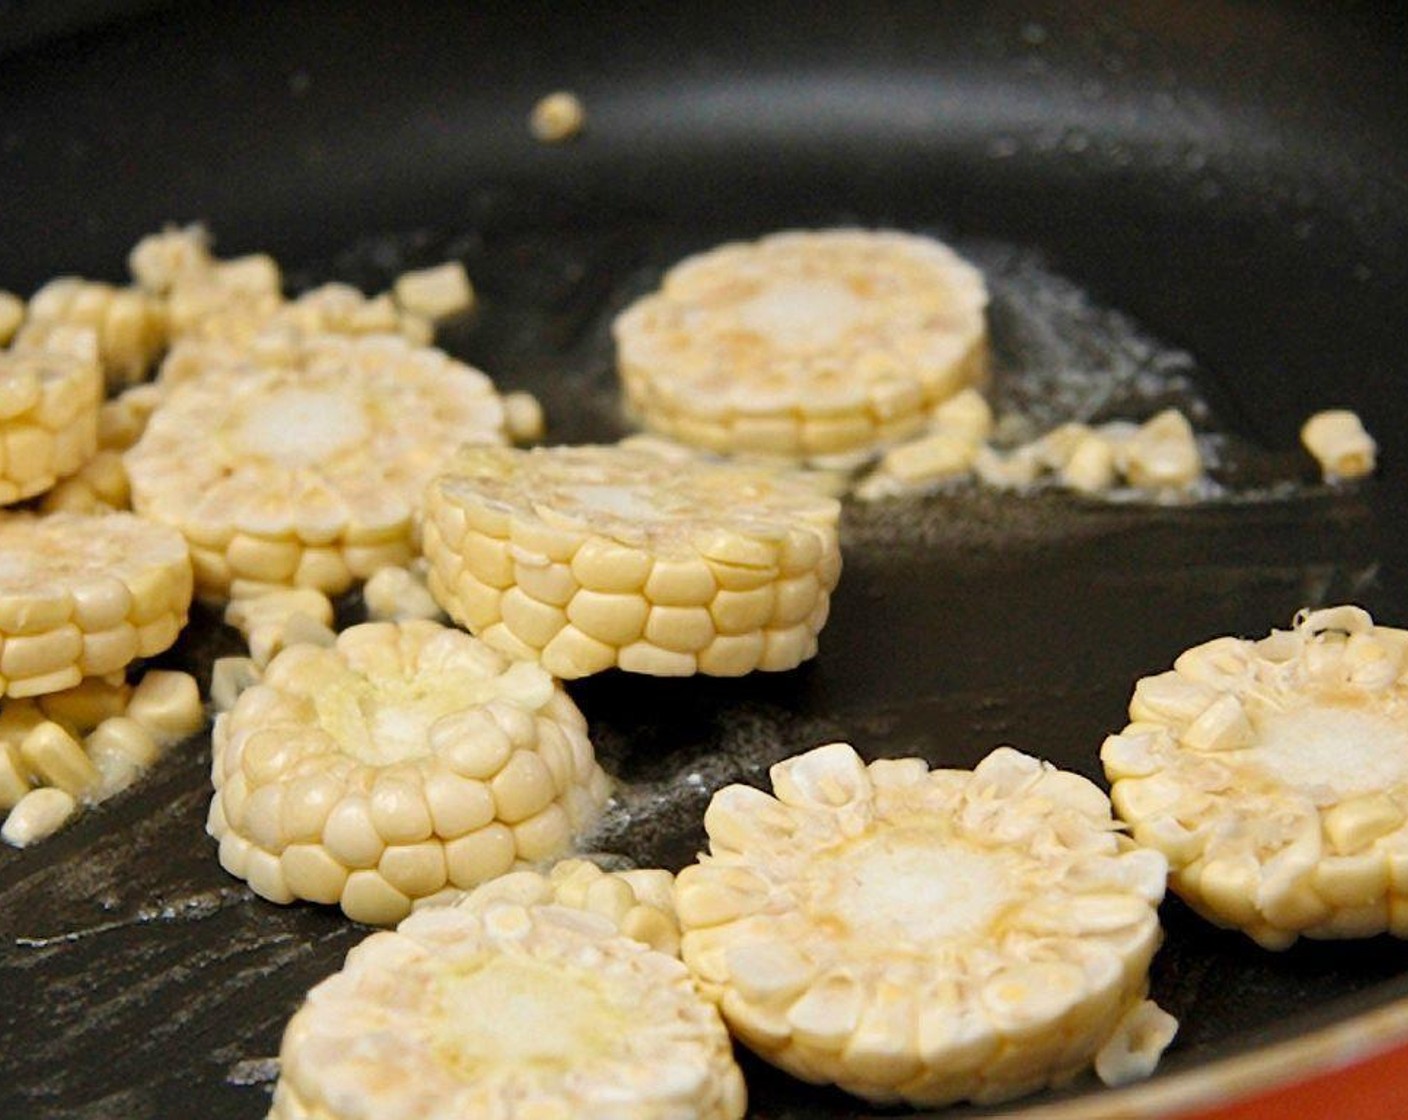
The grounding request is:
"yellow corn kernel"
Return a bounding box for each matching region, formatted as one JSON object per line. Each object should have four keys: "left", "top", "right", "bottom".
{"left": 1301, "top": 408, "right": 1376, "bottom": 482}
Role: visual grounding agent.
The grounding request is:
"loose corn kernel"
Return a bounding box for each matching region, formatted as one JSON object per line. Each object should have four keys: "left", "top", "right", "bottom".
{"left": 677, "top": 742, "right": 1172, "bottom": 1106}
{"left": 1103, "top": 604, "right": 1408, "bottom": 947}
{"left": 362, "top": 562, "right": 444, "bottom": 623}
{"left": 0, "top": 337, "right": 103, "bottom": 505}
{"left": 502, "top": 390, "right": 546, "bottom": 444}
{"left": 1301, "top": 408, "right": 1377, "bottom": 482}
{"left": 2, "top": 786, "right": 77, "bottom": 847}
{"left": 424, "top": 444, "right": 842, "bottom": 678}
{"left": 0, "top": 513, "right": 192, "bottom": 696}
{"left": 392, "top": 262, "right": 475, "bottom": 321}
{"left": 267, "top": 902, "right": 744, "bottom": 1120}
{"left": 225, "top": 587, "right": 337, "bottom": 667}
{"left": 207, "top": 620, "right": 611, "bottom": 925}
{"left": 614, "top": 229, "right": 988, "bottom": 460}
{"left": 127, "top": 332, "right": 510, "bottom": 598}
{"left": 529, "top": 91, "right": 587, "bottom": 142}
{"left": 0, "top": 291, "right": 23, "bottom": 345}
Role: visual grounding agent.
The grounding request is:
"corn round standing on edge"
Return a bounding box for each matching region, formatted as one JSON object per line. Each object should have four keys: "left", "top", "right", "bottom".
{"left": 1103, "top": 604, "right": 1408, "bottom": 949}
{"left": 267, "top": 903, "right": 746, "bottom": 1120}
{"left": 125, "top": 332, "right": 509, "bottom": 599}
{"left": 675, "top": 742, "right": 1174, "bottom": 1107}
{"left": 1301, "top": 408, "right": 1377, "bottom": 482}
{"left": 420, "top": 857, "right": 682, "bottom": 956}
{"left": 613, "top": 228, "right": 989, "bottom": 459}
{"left": 0, "top": 334, "right": 104, "bottom": 506}
{"left": 422, "top": 443, "right": 842, "bottom": 679}
{"left": 207, "top": 619, "right": 613, "bottom": 926}
{"left": 0, "top": 513, "right": 192, "bottom": 698}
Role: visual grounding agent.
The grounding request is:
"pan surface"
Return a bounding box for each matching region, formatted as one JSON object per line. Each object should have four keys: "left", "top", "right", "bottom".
{"left": 2, "top": 3, "right": 1407, "bottom": 1118}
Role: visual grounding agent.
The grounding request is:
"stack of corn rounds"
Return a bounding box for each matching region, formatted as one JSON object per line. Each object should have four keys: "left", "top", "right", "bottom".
{"left": 125, "top": 332, "right": 509, "bottom": 598}
{"left": 1103, "top": 604, "right": 1408, "bottom": 948}
{"left": 268, "top": 902, "right": 747, "bottom": 1120}
{"left": 0, "top": 333, "right": 104, "bottom": 506}
{"left": 613, "top": 229, "right": 989, "bottom": 458}
{"left": 422, "top": 444, "right": 842, "bottom": 679}
{"left": 676, "top": 742, "right": 1175, "bottom": 1106}
{"left": 207, "top": 620, "right": 613, "bottom": 925}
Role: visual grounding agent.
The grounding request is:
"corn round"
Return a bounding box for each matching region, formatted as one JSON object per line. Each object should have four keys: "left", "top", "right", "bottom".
{"left": 1103, "top": 604, "right": 1408, "bottom": 949}
{"left": 0, "top": 513, "right": 192, "bottom": 698}
{"left": 613, "top": 228, "right": 989, "bottom": 458}
{"left": 426, "top": 857, "right": 681, "bottom": 956}
{"left": 423, "top": 443, "right": 842, "bottom": 678}
{"left": 207, "top": 620, "right": 612, "bottom": 925}
{"left": 0, "top": 338, "right": 104, "bottom": 506}
{"left": 676, "top": 742, "right": 1171, "bottom": 1107}
{"left": 126, "top": 332, "right": 509, "bottom": 597}
{"left": 268, "top": 902, "right": 746, "bottom": 1120}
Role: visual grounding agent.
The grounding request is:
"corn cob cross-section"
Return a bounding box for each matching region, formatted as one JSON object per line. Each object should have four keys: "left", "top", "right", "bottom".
{"left": 0, "top": 513, "right": 192, "bottom": 698}
{"left": 0, "top": 336, "right": 104, "bottom": 506}
{"left": 207, "top": 620, "right": 612, "bottom": 925}
{"left": 1103, "top": 604, "right": 1408, "bottom": 949}
{"left": 423, "top": 444, "right": 842, "bottom": 679}
{"left": 676, "top": 742, "right": 1173, "bottom": 1107}
{"left": 269, "top": 902, "right": 747, "bottom": 1120}
{"left": 613, "top": 228, "right": 989, "bottom": 458}
{"left": 126, "top": 332, "right": 508, "bottom": 598}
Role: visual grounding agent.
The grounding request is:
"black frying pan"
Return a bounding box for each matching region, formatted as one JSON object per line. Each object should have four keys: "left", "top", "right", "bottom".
{"left": 2, "top": 3, "right": 1407, "bottom": 1118}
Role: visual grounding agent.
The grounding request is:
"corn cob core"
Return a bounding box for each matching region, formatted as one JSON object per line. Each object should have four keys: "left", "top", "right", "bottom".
{"left": 268, "top": 903, "right": 746, "bottom": 1120}
{"left": 613, "top": 229, "right": 989, "bottom": 458}
{"left": 0, "top": 341, "right": 103, "bottom": 506}
{"left": 1103, "top": 604, "right": 1408, "bottom": 949}
{"left": 0, "top": 513, "right": 192, "bottom": 697}
{"left": 207, "top": 620, "right": 612, "bottom": 925}
{"left": 422, "top": 857, "right": 681, "bottom": 956}
{"left": 126, "top": 333, "right": 508, "bottom": 598}
{"left": 423, "top": 444, "right": 842, "bottom": 679}
{"left": 676, "top": 742, "right": 1170, "bottom": 1107}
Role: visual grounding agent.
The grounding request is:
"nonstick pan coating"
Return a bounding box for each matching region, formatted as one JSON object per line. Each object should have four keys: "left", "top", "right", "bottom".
{"left": 2, "top": 3, "right": 1406, "bottom": 1118}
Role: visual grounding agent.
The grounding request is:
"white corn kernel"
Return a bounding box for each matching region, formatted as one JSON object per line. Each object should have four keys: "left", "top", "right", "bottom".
{"left": 3, "top": 786, "right": 77, "bottom": 846}
{"left": 1301, "top": 408, "right": 1377, "bottom": 482}
{"left": 529, "top": 91, "right": 587, "bottom": 142}
{"left": 392, "top": 261, "right": 474, "bottom": 321}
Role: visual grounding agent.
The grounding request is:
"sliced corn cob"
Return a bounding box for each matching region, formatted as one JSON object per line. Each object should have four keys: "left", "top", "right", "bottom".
{"left": 362, "top": 561, "right": 445, "bottom": 623}
{"left": 207, "top": 620, "right": 612, "bottom": 925}
{"left": 530, "top": 90, "right": 587, "bottom": 142}
{"left": 126, "top": 332, "right": 508, "bottom": 598}
{"left": 0, "top": 513, "right": 192, "bottom": 697}
{"left": 423, "top": 443, "right": 842, "bottom": 679}
{"left": 1, "top": 667, "right": 203, "bottom": 843}
{"left": 0, "top": 291, "right": 22, "bottom": 346}
{"left": 613, "top": 228, "right": 989, "bottom": 459}
{"left": 1103, "top": 604, "right": 1408, "bottom": 949}
{"left": 421, "top": 857, "right": 681, "bottom": 956}
{"left": 1301, "top": 408, "right": 1376, "bottom": 482}
{"left": 676, "top": 742, "right": 1172, "bottom": 1107}
{"left": 392, "top": 262, "right": 475, "bottom": 322}
{"left": 0, "top": 334, "right": 103, "bottom": 506}
{"left": 268, "top": 902, "right": 746, "bottom": 1120}
{"left": 15, "top": 278, "right": 169, "bottom": 388}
